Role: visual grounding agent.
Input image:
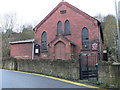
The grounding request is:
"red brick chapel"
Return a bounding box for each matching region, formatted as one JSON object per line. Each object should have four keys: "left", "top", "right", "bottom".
{"left": 10, "top": 1, "right": 104, "bottom": 60}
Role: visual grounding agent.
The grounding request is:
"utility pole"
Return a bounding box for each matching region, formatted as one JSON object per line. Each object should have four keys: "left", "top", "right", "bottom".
{"left": 115, "top": 0, "right": 120, "bottom": 61}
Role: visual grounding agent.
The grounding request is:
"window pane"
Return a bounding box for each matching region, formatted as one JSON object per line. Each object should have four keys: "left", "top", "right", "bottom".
{"left": 82, "top": 28, "right": 88, "bottom": 40}
{"left": 60, "top": 10, "right": 66, "bottom": 14}
{"left": 57, "top": 21, "right": 62, "bottom": 35}
{"left": 82, "top": 28, "right": 89, "bottom": 49}
{"left": 65, "top": 20, "right": 70, "bottom": 34}
{"left": 41, "top": 32, "right": 47, "bottom": 50}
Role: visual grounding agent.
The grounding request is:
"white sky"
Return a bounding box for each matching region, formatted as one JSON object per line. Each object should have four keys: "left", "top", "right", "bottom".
{"left": 0, "top": 0, "right": 120, "bottom": 26}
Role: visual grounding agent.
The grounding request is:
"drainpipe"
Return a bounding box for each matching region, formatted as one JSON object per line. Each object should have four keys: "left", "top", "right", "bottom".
{"left": 98, "top": 23, "right": 101, "bottom": 61}
{"left": 32, "top": 40, "right": 34, "bottom": 60}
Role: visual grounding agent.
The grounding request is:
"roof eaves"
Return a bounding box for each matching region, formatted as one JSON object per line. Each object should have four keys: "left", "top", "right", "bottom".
{"left": 9, "top": 39, "right": 35, "bottom": 44}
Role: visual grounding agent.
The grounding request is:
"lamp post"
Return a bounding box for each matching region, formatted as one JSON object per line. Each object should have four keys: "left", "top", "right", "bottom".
{"left": 115, "top": 0, "right": 120, "bottom": 61}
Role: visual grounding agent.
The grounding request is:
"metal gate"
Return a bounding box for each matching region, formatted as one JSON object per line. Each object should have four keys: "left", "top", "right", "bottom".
{"left": 79, "top": 53, "right": 98, "bottom": 81}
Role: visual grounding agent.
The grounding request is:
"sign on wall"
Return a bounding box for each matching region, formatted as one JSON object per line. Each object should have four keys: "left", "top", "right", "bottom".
{"left": 92, "top": 42, "right": 98, "bottom": 51}
{"left": 34, "top": 44, "right": 40, "bottom": 56}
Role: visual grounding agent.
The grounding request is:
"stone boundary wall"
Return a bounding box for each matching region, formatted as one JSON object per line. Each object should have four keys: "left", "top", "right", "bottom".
{"left": 98, "top": 64, "right": 120, "bottom": 88}
{"left": 2, "top": 58, "right": 120, "bottom": 88}
{"left": 2, "top": 59, "right": 80, "bottom": 80}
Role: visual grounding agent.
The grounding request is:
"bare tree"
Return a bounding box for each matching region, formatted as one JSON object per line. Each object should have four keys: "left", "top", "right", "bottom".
{"left": 94, "top": 14, "right": 104, "bottom": 22}
{"left": 0, "top": 13, "right": 17, "bottom": 58}
{"left": 0, "top": 12, "right": 17, "bottom": 33}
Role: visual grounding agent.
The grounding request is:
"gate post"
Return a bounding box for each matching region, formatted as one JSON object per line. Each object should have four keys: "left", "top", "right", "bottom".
{"left": 95, "top": 63, "right": 98, "bottom": 81}
{"left": 79, "top": 54, "right": 82, "bottom": 80}
{"left": 86, "top": 54, "right": 89, "bottom": 81}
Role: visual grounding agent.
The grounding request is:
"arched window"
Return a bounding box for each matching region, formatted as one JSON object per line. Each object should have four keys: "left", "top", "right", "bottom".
{"left": 57, "top": 21, "right": 62, "bottom": 35}
{"left": 41, "top": 32, "right": 47, "bottom": 51}
{"left": 64, "top": 20, "right": 70, "bottom": 34}
{"left": 82, "top": 28, "right": 89, "bottom": 49}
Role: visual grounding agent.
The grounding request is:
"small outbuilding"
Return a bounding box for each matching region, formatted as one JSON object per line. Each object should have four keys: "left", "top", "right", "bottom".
{"left": 10, "top": 39, "right": 34, "bottom": 59}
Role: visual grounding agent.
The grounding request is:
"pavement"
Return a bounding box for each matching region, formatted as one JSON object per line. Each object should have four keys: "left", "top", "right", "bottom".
{"left": 1, "top": 69, "right": 103, "bottom": 89}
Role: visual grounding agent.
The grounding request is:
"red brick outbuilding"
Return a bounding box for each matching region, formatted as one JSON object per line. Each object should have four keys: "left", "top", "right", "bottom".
{"left": 10, "top": 39, "right": 34, "bottom": 59}
{"left": 10, "top": 1, "right": 104, "bottom": 60}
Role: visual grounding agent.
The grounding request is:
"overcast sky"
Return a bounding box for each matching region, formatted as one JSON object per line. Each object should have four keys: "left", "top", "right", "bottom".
{"left": 0, "top": 0, "right": 120, "bottom": 26}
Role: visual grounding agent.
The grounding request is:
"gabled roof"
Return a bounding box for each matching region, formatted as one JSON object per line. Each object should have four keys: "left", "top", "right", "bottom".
{"left": 33, "top": 1, "right": 99, "bottom": 32}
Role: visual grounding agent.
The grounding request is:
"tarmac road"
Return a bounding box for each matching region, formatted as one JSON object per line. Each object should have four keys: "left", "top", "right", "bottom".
{"left": 1, "top": 70, "right": 100, "bottom": 89}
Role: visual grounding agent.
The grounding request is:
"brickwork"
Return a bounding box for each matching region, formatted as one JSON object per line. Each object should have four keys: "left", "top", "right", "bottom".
{"left": 34, "top": 1, "right": 103, "bottom": 60}
{"left": 10, "top": 43, "right": 33, "bottom": 59}
{"left": 10, "top": 1, "right": 103, "bottom": 60}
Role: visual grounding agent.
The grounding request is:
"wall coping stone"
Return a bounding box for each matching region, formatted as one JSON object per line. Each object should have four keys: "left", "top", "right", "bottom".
{"left": 112, "top": 62, "right": 120, "bottom": 66}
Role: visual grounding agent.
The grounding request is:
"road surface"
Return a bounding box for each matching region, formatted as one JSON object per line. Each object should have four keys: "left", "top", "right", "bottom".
{"left": 1, "top": 70, "right": 100, "bottom": 89}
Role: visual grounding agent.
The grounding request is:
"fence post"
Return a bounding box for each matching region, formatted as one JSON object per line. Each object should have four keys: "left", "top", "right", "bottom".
{"left": 95, "top": 63, "right": 98, "bottom": 81}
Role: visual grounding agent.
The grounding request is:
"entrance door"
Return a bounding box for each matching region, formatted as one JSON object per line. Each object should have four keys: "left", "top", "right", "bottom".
{"left": 55, "top": 41, "right": 65, "bottom": 59}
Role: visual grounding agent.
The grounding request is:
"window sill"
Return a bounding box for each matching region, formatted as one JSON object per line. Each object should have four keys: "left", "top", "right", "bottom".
{"left": 56, "top": 34, "right": 62, "bottom": 36}
{"left": 56, "top": 33, "right": 71, "bottom": 36}
{"left": 41, "top": 50, "right": 48, "bottom": 53}
{"left": 81, "top": 49, "right": 90, "bottom": 51}
{"left": 63, "top": 33, "right": 71, "bottom": 36}
{"left": 34, "top": 54, "right": 40, "bottom": 56}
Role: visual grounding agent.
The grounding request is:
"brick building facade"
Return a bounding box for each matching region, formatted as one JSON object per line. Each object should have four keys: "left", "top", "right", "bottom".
{"left": 10, "top": 1, "right": 103, "bottom": 60}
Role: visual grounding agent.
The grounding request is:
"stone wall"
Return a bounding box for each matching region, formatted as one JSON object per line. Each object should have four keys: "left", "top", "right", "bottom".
{"left": 2, "top": 59, "right": 79, "bottom": 80}
{"left": 98, "top": 64, "right": 120, "bottom": 88}
{"left": 3, "top": 58, "right": 120, "bottom": 88}
{"left": 2, "top": 59, "right": 15, "bottom": 70}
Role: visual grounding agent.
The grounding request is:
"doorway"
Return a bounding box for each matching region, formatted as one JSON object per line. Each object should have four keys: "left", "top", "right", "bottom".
{"left": 55, "top": 41, "right": 65, "bottom": 60}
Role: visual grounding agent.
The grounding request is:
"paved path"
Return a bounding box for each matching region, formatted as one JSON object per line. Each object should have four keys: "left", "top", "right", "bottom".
{"left": 1, "top": 70, "right": 100, "bottom": 89}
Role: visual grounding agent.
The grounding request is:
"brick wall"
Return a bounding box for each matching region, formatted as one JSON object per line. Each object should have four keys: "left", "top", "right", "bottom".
{"left": 10, "top": 43, "right": 33, "bottom": 59}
